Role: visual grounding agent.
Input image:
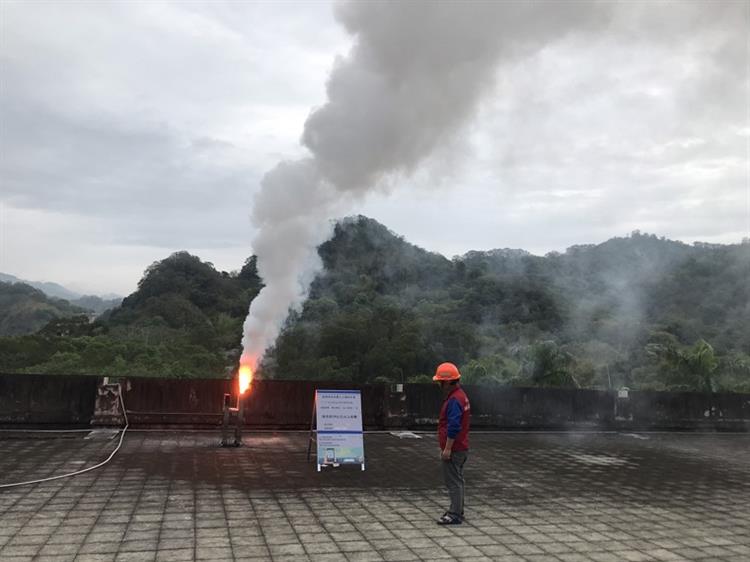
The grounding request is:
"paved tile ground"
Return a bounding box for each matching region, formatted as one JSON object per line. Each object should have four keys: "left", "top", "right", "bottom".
{"left": 0, "top": 430, "right": 748, "bottom": 561}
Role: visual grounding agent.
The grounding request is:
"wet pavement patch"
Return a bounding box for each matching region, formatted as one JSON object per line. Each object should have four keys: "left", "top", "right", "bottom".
{"left": 1, "top": 431, "right": 748, "bottom": 561}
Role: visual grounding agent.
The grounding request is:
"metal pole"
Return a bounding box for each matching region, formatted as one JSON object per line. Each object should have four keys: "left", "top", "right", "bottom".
{"left": 306, "top": 392, "right": 316, "bottom": 463}
{"left": 235, "top": 392, "right": 244, "bottom": 446}
{"left": 221, "top": 393, "right": 230, "bottom": 446}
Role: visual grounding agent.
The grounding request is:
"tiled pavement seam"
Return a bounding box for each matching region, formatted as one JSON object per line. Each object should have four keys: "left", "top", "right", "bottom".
{"left": 2, "top": 492, "right": 749, "bottom": 562}
{"left": 44, "top": 469, "right": 120, "bottom": 560}
{"left": 1, "top": 432, "right": 749, "bottom": 561}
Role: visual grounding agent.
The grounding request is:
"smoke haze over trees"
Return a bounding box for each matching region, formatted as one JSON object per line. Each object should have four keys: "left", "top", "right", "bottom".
{"left": 240, "top": 0, "right": 749, "bottom": 370}
{"left": 0, "top": 217, "right": 748, "bottom": 393}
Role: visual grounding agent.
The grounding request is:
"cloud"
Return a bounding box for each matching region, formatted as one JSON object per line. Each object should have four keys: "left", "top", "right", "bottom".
{"left": 0, "top": 0, "right": 747, "bottom": 297}
{"left": 0, "top": 1, "right": 347, "bottom": 249}
{"left": 1, "top": 98, "right": 257, "bottom": 243}
{"left": 362, "top": 1, "right": 748, "bottom": 254}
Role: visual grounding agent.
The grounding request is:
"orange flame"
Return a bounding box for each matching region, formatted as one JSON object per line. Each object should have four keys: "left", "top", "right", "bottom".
{"left": 238, "top": 362, "right": 253, "bottom": 394}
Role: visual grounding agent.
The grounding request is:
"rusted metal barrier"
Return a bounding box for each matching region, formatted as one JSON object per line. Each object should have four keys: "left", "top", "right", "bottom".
{"left": 1, "top": 373, "right": 748, "bottom": 431}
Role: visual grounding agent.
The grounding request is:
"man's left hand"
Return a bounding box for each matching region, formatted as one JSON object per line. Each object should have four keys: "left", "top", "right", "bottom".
{"left": 441, "top": 448, "right": 452, "bottom": 461}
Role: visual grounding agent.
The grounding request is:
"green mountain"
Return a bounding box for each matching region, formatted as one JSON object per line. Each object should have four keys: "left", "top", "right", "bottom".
{"left": 106, "top": 251, "right": 262, "bottom": 350}
{"left": 0, "top": 282, "right": 89, "bottom": 336}
{"left": 0, "top": 273, "right": 122, "bottom": 316}
{"left": 0, "top": 217, "right": 748, "bottom": 391}
{"left": 0, "top": 272, "right": 82, "bottom": 300}
{"left": 269, "top": 217, "right": 749, "bottom": 390}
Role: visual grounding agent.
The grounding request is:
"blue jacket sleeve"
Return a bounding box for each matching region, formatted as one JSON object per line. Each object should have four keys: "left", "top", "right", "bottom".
{"left": 446, "top": 398, "right": 463, "bottom": 439}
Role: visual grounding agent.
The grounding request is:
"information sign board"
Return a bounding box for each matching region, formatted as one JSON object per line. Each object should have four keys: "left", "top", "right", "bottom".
{"left": 315, "top": 390, "right": 365, "bottom": 471}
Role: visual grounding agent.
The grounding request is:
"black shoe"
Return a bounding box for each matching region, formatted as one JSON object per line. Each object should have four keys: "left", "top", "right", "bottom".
{"left": 436, "top": 512, "right": 462, "bottom": 525}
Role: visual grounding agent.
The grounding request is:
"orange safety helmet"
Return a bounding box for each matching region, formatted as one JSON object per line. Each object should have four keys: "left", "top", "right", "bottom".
{"left": 433, "top": 362, "right": 461, "bottom": 382}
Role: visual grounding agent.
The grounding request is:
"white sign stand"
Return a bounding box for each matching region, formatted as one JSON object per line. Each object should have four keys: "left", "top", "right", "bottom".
{"left": 307, "top": 390, "right": 365, "bottom": 472}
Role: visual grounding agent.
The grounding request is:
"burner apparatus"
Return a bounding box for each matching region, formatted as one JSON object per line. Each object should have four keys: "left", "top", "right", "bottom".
{"left": 220, "top": 363, "right": 253, "bottom": 447}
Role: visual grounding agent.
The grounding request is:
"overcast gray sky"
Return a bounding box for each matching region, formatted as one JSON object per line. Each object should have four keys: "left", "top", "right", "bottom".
{"left": 1, "top": 0, "right": 748, "bottom": 296}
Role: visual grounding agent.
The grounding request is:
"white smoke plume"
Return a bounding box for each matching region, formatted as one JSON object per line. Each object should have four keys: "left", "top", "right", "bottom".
{"left": 240, "top": 0, "right": 615, "bottom": 369}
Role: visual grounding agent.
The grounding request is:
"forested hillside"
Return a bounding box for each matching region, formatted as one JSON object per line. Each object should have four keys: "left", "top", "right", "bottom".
{"left": 1, "top": 216, "right": 748, "bottom": 391}
{"left": 0, "top": 282, "right": 89, "bottom": 336}
{"left": 0, "top": 253, "right": 262, "bottom": 377}
{"left": 269, "top": 217, "right": 749, "bottom": 391}
{"left": 0, "top": 269, "right": 123, "bottom": 333}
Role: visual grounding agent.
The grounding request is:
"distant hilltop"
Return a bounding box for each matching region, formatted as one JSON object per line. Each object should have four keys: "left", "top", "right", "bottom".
{"left": 0, "top": 274, "right": 123, "bottom": 336}
{"left": 0, "top": 272, "right": 122, "bottom": 302}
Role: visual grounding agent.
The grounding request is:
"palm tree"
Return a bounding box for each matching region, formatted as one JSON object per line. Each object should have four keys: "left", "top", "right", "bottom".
{"left": 646, "top": 339, "right": 718, "bottom": 393}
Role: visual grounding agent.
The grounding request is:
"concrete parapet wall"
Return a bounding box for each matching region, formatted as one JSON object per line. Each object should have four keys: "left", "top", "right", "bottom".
{"left": 1, "top": 373, "right": 748, "bottom": 430}
{"left": 120, "top": 379, "right": 388, "bottom": 429}
{"left": 0, "top": 374, "right": 98, "bottom": 426}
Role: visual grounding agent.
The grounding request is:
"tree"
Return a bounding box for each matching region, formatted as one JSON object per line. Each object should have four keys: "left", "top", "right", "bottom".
{"left": 39, "top": 315, "right": 93, "bottom": 337}
{"left": 460, "top": 355, "right": 519, "bottom": 386}
{"left": 646, "top": 339, "right": 718, "bottom": 392}
{"left": 518, "top": 341, "right": 579, "bottom": 387}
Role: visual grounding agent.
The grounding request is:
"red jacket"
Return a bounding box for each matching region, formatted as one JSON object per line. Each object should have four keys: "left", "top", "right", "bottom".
{"left": 438, "top": 386, "right": 470, "bottom": 451}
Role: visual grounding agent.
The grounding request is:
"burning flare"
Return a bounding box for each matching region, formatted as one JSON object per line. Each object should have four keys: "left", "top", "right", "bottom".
{"left": 238, "top": 361, "right": 253, "bottom": 394}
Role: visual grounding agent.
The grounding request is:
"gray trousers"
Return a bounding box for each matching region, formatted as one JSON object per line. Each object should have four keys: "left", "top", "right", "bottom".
{"left": 442, "top": 450, "right": 468, "bottom": 516}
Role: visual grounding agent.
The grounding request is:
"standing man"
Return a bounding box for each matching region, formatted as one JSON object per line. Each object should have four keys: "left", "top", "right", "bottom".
{"left": 434, "top": 362, "right": 470, "bottom": 525}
